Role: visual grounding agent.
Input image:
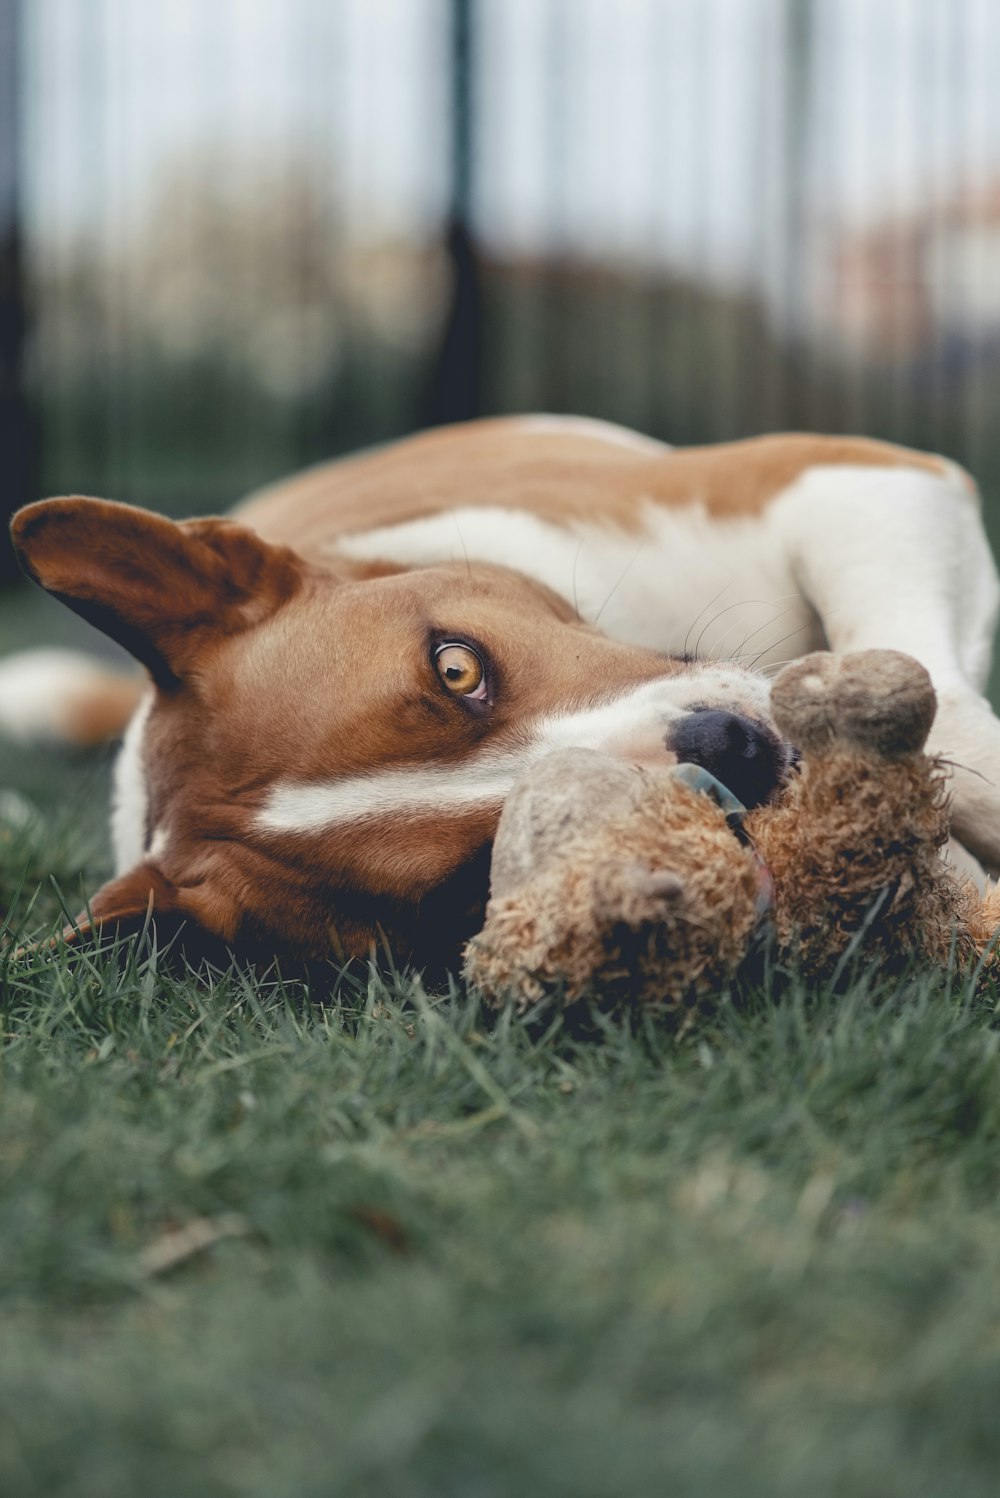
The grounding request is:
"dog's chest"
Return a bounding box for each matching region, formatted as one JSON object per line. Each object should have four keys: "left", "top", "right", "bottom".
{"left": 335, "top": 503, "right": 820, "bottom": 668}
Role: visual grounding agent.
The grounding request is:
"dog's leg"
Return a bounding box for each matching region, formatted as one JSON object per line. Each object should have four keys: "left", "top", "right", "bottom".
{"left": 769, "top": 463, "right": 1000, "bottom": 870}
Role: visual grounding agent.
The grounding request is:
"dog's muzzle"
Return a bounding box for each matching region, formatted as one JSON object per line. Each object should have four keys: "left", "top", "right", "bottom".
{"left": 670, "top": 708, "right": 787, "bottom": 809}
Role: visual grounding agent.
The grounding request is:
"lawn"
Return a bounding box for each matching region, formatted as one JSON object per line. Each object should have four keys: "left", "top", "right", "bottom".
{"left": 2, "top": 594, "right": 1000, "bottom": 1496}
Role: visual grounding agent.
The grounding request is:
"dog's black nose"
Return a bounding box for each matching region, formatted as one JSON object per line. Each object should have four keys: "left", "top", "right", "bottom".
{"left": 671, "top": 709, "right": 785, "bottom": 809}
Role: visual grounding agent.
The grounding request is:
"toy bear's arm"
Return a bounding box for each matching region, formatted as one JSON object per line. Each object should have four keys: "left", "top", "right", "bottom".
{"left": 748, "top": 651, "right": 995, "bottom": 973}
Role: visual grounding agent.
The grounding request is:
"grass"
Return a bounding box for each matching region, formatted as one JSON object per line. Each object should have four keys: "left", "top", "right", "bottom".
{"left": 3, "top": 604, "right": 1000, "bottom": 1494}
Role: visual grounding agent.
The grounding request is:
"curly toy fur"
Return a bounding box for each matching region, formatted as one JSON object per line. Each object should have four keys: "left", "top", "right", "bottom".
{"left": 463, "top": 650, "right": 1000, "bottom": 1012}
{"left": 464, "top": 757, "right": 761, "bottom": 1009}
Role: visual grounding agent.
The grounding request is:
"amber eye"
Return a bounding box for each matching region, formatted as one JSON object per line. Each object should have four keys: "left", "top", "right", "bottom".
{"left": 434, "top": 642, "right": 488, "bottom": 701}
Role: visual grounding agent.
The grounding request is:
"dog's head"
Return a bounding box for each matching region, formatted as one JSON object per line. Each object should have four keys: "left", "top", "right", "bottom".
{"left": 12, "top": 497, "right": 790, "bottom": 965}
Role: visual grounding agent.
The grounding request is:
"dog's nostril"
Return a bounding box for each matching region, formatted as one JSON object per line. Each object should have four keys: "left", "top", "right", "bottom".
{"left": 670, "top": 708, "right": 784, "bottom": 809}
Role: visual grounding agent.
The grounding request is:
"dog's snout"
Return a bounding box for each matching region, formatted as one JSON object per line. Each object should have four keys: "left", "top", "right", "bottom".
{"left": 671, "top": 709, "right": 785, "bottom": 809}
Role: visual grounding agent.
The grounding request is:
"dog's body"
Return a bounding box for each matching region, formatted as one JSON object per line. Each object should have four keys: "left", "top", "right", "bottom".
{"left": 5, "top": 415, "right": 1000, "bottom": 963}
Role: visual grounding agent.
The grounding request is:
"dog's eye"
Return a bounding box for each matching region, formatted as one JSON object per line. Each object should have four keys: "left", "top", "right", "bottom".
{"left": 434, "top": 642, "right": 487, "bottom": 701}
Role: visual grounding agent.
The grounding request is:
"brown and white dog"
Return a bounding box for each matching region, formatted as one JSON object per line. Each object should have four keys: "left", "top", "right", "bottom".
{"left": 4, "top": 415, "right": 999, "bottom": 966}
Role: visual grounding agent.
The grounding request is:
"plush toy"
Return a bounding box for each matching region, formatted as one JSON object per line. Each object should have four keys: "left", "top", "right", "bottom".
{"left": 463, "top": 650, "right": 1000, "bottom": 1013}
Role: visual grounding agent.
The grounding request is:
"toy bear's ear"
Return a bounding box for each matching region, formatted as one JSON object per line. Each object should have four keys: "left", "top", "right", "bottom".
{"left": 11, "top": 497, "right": 305, "bottom": 688}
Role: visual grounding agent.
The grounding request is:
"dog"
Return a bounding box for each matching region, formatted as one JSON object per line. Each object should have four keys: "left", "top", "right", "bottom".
{"left": 4, "top": 414, "right": 999, "bottom": 966}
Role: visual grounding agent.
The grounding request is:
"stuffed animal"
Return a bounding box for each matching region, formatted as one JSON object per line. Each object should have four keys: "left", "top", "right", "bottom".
{"left": 463, "top": 650, "right": 1000, "bottom": 1013}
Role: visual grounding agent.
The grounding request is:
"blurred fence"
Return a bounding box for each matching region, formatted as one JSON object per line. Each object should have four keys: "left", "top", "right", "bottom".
{"left": 4, "top": 0, "right": 1000, "bottom": 567}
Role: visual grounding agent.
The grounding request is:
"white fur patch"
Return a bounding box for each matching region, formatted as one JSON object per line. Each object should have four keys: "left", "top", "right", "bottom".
{"left": 111, "top": 693, "right": 154, "bottom": 874}
{"left": 258, "top": 756, "right": 529, "bottom": 833}
{"left": 0, "top": 649, "right": 124, "bottom": 743}
{"left": 336, "top": 502, "right": 818, "bottom": 670}
{"left": 770, "top": 464, "right": 997, "bottom": 689}
{"left": 147, "top": 824, "right": 170, "bottom": 861}
{"left": 533, "top": 667, "right": 773, "bottom": 755}
{"left": 767, "top": 461, "right": 1000, "bottom": 869}
{"left": 255, "top": 666, "right": 774, "bottom": 835}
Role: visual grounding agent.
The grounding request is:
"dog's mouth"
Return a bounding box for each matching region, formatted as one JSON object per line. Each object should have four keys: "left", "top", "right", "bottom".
{"left": 669, "top": 708, "right": 792, "bottom": 810}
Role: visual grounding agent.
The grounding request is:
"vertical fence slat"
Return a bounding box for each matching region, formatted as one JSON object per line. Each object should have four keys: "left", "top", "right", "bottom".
{"left": 0, "top": 0, "right": 34, "bottom": 576}
{"left": 423, "top": 0, "right": 481, "bottom": 426}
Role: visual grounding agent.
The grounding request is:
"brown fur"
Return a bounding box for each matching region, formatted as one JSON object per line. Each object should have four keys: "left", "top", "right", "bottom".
{"left": 14, "top": 496, "right": 714, "bottom": 961}
{"left": 12, "top": 499, "right": 304, "bottom": 687}
{"left": 239, "top": 421, "right": 956, "bottom": 557}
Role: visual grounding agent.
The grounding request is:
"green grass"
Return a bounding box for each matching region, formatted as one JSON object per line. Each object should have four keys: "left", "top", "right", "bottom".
{"left": 3, "top": 622, "right": 1000, "bottom": 1495}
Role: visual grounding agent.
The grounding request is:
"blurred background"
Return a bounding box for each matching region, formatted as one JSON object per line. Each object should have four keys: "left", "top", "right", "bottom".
{"left": 3, "top": 0, "right": 1000, "bottom": 578}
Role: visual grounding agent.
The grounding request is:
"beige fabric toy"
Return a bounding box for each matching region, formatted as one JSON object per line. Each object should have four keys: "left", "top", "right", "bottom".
{"left": 463, "top": 650, "right": 1000, "bottom": 1013}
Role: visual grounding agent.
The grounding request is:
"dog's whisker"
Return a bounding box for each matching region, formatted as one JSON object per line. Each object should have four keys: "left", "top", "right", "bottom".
{"left": 754, "top": 657, "right": 805, "bottom": 676}
{"left": 727, "top": 603, "right": 800, "bottom": 661}
{"left": 683, "top": 580, "right": 735, "bottom": 659}
{"left": 571, "top": 538, "right": 585, "bottom": 625}
{"left": 450, "top": 511, "right": 473, "bottom": 583}
{"left": 591, "top": 543, "right": 647, "bottom": 628}
{"left": 694, "top": 598, "right": 795, "bottom": 662}
{"left": 694, "top": 604, "right": 759, "bottom": 661}
{"left": 743, "top": 623, "right": 817, "bottom": 672}
{"left": 733, "top": 650, "right": 803, "bottom": 669}
{"left": 718, "top": 606, "right": 797, "bottom": 663}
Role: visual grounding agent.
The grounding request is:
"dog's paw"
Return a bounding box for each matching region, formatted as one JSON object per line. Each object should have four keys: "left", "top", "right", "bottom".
{"left": 771, "top": 649, "right": 936, "bottom": 758}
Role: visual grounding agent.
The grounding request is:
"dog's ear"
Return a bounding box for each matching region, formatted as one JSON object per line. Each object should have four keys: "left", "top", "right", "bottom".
{"left": 63, "top": 860, "right": 240, "bottom": 948}
{"left": 76, "top": 861, "right": 177, "bottom": 935}
{"left": 54, "top": 861, "right": 178, "bottom": 947}
{"left": 11, "top": 497, "right": 305, "bottom": 687}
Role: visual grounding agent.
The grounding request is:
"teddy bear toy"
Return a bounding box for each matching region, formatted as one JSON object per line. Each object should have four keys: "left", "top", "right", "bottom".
{"left": 462, "top": 649, "right": 1000, "bottom": 1014}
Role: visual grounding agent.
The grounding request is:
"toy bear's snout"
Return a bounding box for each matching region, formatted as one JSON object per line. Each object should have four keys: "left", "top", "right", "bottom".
{"left": 670, "top": 708, "right": 787, "bottom": 809}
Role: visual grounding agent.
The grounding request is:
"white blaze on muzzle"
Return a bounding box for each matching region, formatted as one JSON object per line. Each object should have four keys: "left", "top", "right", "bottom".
{"left": 254, "top": 665, "right": 776, "bottom": 834}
